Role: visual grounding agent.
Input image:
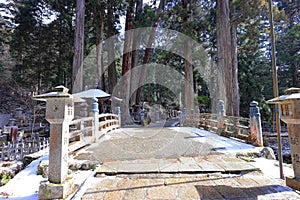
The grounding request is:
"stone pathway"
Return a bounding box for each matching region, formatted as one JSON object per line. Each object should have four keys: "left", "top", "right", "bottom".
{"left": 80, "top": 173, "right": 300, "bottom": 200}
{"left": 97, "top": 154, "right": 259, "bottom": 174}
{"left": 74, "top": 127, "right": 255, "bottom": 162}
{"left": 72, "top": 127, "right": 300, "bottom": 200}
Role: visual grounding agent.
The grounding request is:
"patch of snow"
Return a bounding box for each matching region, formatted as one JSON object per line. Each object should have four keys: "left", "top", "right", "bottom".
{"left": 171, "top": 127, "right": 256, "bottom": 152}
{"left": 0, "top": 153, "right": 97, "bottom": 200}
{"left": 252, "top": 157, "right": 294, "bottom": 179}
{"left": 0, "top": 154, "right": 49, "bottom": 200}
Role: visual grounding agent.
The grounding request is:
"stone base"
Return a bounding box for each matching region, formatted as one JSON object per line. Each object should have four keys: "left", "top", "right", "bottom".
{"left": 38, "top": 177, "right": 77, "bottom": 199}
{"left": 286, "top": 176, "right": 300, "bottom": 191}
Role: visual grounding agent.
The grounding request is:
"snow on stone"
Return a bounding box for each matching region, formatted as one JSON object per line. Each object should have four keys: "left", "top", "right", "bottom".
{"left": 0, "top": 155, "right": 48, "bottom": 200}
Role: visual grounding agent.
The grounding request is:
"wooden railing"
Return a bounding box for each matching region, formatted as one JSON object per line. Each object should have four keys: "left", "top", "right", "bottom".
{"left": 183, "top": 113, "right": 259, "bottom": 145}
{"left": 68, "top": 113, "right": 120, "bottom": 152}
{"left": 99, "top": 113, "right": 120, "bottom": 132}
{"left": 69, "top": 117, "right": 94, "bottom": 152}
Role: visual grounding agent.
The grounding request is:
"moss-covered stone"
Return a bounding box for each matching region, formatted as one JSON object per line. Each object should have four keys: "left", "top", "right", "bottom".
{"left": 37, "top": 160, "right": 49, "bottom": 178}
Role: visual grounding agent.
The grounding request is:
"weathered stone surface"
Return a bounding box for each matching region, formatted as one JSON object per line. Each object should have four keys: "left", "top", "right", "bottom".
{"left": 286, "top": 176, "right": 300, "bottom": 192}
{"left": 22, "top": 150, "right": 46, "bottom": 168}
{"left": 236, "top": 149, "right": 261, "bottom": 159}
{"left": 195, "top": 184, "right": 223, "bottom": 199}
{"left": 81, "top": 189, "right": 105, "bottom": 200}
{"left": 217, "top": 161, "right": 260, "bottom": 172}
{"left": 178, "top": 157, "right": 202, "bottom": 172}
{"left": 194, "top": 157, "right": 225, "bottom": 172}
{"left": 103, "top": 191, "right": 124, "bottom": 200}
{"left": 38, "top": 178, "right": 77, "bottom": 199}
{"left": 158, "top": 159, "right": 180, "bottom": 172}
{"left": 177, "top": 186, "right": 200, "bottom": 199}
{"left": 124, "top": 188, "right": 145, "bottom": 200}
{"left": 213, "top": 178, "right": 249, "bottom": 199}
{"left": 146, "top": 186, "right": 177, "bottom": 199}
{"left": 260, "top": 147, "right": 276, "bottom": 160}
{"left": 68, "top": 160, "right": 83, "bottom": 171}
{"left": 37, "top": 160, "right": 49, "bottom": 178}
{"left": 80, "top": 172, "right": 300, "bottom": 200}
{"left": 80, "top": 160, "right": 97, "bottom": 170}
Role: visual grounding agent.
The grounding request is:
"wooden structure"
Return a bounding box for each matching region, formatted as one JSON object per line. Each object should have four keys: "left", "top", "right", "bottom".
{"left": 182, "top": 100, "right": 263, "bottom": 147}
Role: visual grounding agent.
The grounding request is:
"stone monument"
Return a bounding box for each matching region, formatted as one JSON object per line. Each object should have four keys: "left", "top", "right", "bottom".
{"left": 267, "top": 87, "right": 300, "bottom": 190}
{"left": 33, "top": 86, "right": 76, "bottom": 199}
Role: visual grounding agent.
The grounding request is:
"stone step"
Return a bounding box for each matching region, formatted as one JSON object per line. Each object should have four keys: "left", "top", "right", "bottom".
{"left": 96, "top": 155, "right": 260, "bottom": 175}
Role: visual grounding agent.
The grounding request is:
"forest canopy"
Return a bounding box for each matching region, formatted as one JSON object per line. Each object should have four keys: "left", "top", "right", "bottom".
{"left": 0, "top": 0, "right": 299, "bottom": 120}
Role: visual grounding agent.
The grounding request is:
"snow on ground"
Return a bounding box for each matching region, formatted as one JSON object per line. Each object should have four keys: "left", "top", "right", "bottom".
{"left": 252, "top": 157, "right": 294, "bottom": 179}
{"left": 0, "top": 154, "right": 49, "bottom": 200}
{"left": 0, "top": 153, "right": 95, "bottom": 200}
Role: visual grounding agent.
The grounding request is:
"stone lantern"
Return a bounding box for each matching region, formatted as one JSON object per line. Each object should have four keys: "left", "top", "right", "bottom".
{"left": 33, "top": 86, "right": 75, "bottom": 199}
{"left": 267, "top": 87, "right": 300, "bottom": 190}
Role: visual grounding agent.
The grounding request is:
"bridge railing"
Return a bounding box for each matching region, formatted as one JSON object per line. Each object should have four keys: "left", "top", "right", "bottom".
{"left": 99, "top": 113, "right": 120, "bottom": 132}
{"left": 182, "top": 101, "right": 263, "bottom": 147}
{"left": 68, "top": 113, "right": 120, "bottom": 152}
{"left": 223, "top": 116, "right": 250, "bottom": 136}
{"left": 68, "top": 116, "right": 94, "bottom": 152}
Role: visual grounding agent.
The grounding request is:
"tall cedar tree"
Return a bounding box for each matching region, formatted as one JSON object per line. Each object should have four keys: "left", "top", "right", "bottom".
{"left": 135, "top": 0, "right": 164, "bottom": 105}
{"left": 107, "top": 0, "right": 118, "bottom": 94}
{"left": 72, "top": 0, "right": 85, "bottom": 93}
{"left": 121, "top": 0, "right": 134, "bottom": 122}
{"left": 182, "top": 0, "right": 194, "bottom": 114}
{"left": 216, "top": 0, "right": 234, "bottom": 116}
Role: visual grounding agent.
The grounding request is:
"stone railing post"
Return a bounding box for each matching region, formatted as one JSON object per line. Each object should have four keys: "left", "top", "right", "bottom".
{"left": 90, "top": 97, "right": 99, "bottom": 141}
{"left": 80, "top": 102, "right": 88, "bottom": 117}
{"left": 114, "top": 106, "right": 121, "bottom": 126}
{"left": 249, "top": 101, "right": 263, "bottom": 147}
{"left": 217, "top": 100, "right": 225, "bottom": 134}
{"left": 180, "top": 108, "right": 187, "bottom": 126}
{"left": 33, "top": 86, "right": 75, "bottom": 199}
{"left": 155, "top": 106, "right": 160, "bottom": 122}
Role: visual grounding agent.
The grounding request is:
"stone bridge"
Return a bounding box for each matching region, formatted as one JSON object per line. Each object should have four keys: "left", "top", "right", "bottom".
{"left": 31, "top": 86, "right": 300, "bottom": 199}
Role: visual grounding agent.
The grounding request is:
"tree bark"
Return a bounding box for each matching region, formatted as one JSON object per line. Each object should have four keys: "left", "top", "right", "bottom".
{"left": 130, "top": 0, "right": 143, "bottom": 105}
{"left": 72, "top": 0, "right": 85, "bottom": 93}
{"left": 96, "top": 2, "right": 105, "bottom": 90}
{"left": 230, "top": 21, "right": 240, "bottom": 116}
{"left": 107, "top": 1, "right": 117, "bottom": 95}
{"left": 135, "top": 0, "right": 164, "bottom": 105}
{"left": 291, "top": 63, "right": 299, "bottom": 87}
{"left": 182, "top": 0, "right": 194, "bottom": 114}
{"left": 216, "top": 0, "right": 233, "bottom": 116}
{"left": 121, "top": 1, "right": 134, "bottom": 123}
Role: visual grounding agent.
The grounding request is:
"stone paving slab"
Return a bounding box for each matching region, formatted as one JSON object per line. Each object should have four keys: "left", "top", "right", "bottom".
{"left": 96, "top": 155, "right": 259, "bottom": 174}
{"left": 80, "top": 173, "right": 300, "bottom": 200}
{"left": 194, "top": 157, "right": 226, "bottom": 172}
{"left": 178, "top": 157, "right": 203, "bottom": 172}
{"left": 74, "top": 127, "right": 257, "bottom": 163}
{"left": 216, "top": 162, "right": 260, "bottom": 172}
{"left": 158, "top": 159, "right": 180, "bottom": 173}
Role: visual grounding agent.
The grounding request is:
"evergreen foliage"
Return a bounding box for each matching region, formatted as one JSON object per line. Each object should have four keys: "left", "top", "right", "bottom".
{"left": 0, "top": 0, "right": 298, "bottom": 121}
